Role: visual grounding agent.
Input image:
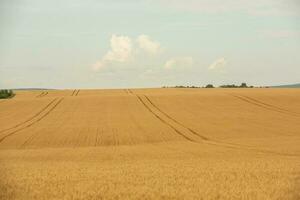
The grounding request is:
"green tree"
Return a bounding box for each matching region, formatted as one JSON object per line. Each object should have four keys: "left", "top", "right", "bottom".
{"left": 205, "top": 84, "right": 214, "bottom": 88}
{"left": 240, "top": 83, "right": 247, "bottom": 88}
{"left": 0, "top": 89, "right": 14, "bottom": 99}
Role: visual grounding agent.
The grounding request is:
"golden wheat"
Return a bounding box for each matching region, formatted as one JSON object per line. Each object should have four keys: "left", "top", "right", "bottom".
{"left": 0, "top": 88, "right": 299, "bottom": 199}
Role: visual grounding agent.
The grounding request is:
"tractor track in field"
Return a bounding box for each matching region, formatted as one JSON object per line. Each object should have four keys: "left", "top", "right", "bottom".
{"left": 0, "top": 98, "right": 64, "bottom": 144}
{"left": 230, "top": 94, "right": 299, "bottom": 117}
{"left": 113, "top": 128, "right": 119, "bottom": 146}
{"left": 143, "top": 95, "right": 236, "bottom": 145}
{"left": 145, "top": 95, "right": 263, "bottom": 148}
{"left": 0, "top": 98, "right": 58, "bottom": 134}
{"left": 135, "top": 94, "right": 195, "bottom": 142}
{"left": 238, "top": 94, "right": 300, "bottom": 116}
{"left": 20, "top": 98, "right": 64, "bottom": 147}
{"left": 71, "top": 90, "right": 77, "bottom": 96}
{"left": 94, "top": 127, "right": 101, "bottom": 146}
{"left": 129, "top": 90, "right": 248, "bottom": 145}
{"left": 124, "top": 90, "right": 164, "bottom": 144}
{"left": 134, "top": 92, "right": 300, "bottom": 157}
{"left": 70, "top": 89, "right": 80, "bottom": 96}
{"left": 36, "top": 92, "right": 44, "bottom": 98}
{"left": 41, "top": 92, "right": 48, "bottom": 97}
{"left": 127, "top": 89, "right": 134, "bottom": 95}
{"left": 36, "top": 91, "right": 48, "bottom": 98}
{"left": 144, "top": 95, "right": 209, "bottom": 141}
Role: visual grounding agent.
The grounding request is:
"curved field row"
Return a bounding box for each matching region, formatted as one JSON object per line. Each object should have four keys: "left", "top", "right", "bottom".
{"left": 230, "top": 94, "right": 300, "bottom": 117}
{"left": 0, "top": 88, "right": 300, "bottom": 199}
{"left": 133, "top": 89, "right": 300, "bottom": 152}
{"left": 0, "top": 98, "right": 60, "bottom": 131}
{"left": 0, "top": 98, "right": 64, "bottom": 145}
{"left": 70, "top": 90, "right": 76, "bottom": 96}
{"left": 0, "top": 88, "right": 299, "bottom": 152}
{"left": 239, "top": 94, "right": 300, "bottom": 116}
{"left": 0, "top": 98, "right": 58, "bottom": 134}
{"left": 144, "top": 95, "right": 209, "bottom": 141}
{"left": 36, "top": 91, "right": 48, "bottom": 98}
{"left": 135, "top": 94, "right": 195, "bottom": 142}
{"left": 0, "top": 91, "right": 182, "bottom": 148}
{"left": 141, "top": 94, "right": 300, "bottom": 157}
{"left": 70, "top": 89, "right": 80, "bottom": 96}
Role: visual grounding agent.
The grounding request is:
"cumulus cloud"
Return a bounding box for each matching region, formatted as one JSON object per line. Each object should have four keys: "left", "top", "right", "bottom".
{"left": 93, "top": 35, "right": 133, "bottom": 71}
{"left": 93, "top": 35, "right": 196, "bottom": 73}
{"left": 209, "top": 58, "right": 227, "bottom": 71}
{"left": 164, "top": 57, "right": 194, "bottom": 69}
{"left": 137, "top": 35, "right": 162, "bottom": 55}
{"left": 104, "top": 35, "right": 133, "bottom": 62}
{"left": 93, "top": 34, "right": 162, "bottom": 71}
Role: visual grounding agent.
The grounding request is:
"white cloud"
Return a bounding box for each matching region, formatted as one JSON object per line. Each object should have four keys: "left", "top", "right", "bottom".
{"left": 93, "top": 34, "right": 163, "bottom": 71}
{"left": 209, "top": 58, "right": 227, "bottom": 71}
{"left": 137, "top": 35, "right": 162, "bottom": 55}
{"left": 164, "top": 57, "right": 194, "bottom": 69}
{"left": 104, "top": 35, "right": 133, "bottom": 62}
{"left": 93, "top": 35, "right": 133, "bottom": 71}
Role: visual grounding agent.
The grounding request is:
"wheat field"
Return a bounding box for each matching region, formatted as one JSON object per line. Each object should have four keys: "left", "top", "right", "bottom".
{"left": 0, "top": 88, "right": 299, "bottom": 199}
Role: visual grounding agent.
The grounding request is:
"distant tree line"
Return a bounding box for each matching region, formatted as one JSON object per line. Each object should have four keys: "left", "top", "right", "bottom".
{"left": 0, "top": 89, "right": 14, "bottom": 99}
{"left": 162, "top": 83, "right": 255, "bottom": 89}
{"left": 219, "top": 83, "right": 253, "bottom": 88}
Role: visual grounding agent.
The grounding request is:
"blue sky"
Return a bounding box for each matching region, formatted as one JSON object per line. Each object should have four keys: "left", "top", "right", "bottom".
{"left": 1, "top": 0, "right": 300, "bottom": 89}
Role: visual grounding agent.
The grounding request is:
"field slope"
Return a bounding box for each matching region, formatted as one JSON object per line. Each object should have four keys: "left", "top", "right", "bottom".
{"left": 0, "top": 88, "right": 300, "bottom": 199}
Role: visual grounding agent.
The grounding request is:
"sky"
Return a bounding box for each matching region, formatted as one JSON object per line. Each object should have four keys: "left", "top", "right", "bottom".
{"left": 0, "top": 0, "right": 300, "bottom": 89}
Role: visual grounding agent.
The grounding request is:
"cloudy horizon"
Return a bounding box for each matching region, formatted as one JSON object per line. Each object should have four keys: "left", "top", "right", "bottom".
{"left": 1, "top": 0, "right": 300, "bottom": 89}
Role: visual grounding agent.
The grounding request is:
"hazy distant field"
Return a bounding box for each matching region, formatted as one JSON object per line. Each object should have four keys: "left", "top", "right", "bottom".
{"left": 0, "top": 88, "right": 299, "bottom": 199}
